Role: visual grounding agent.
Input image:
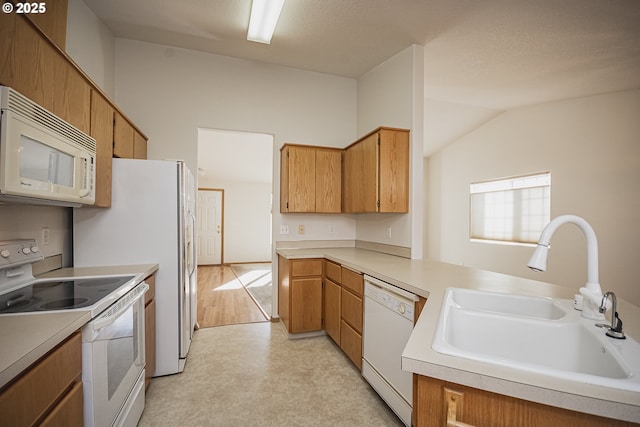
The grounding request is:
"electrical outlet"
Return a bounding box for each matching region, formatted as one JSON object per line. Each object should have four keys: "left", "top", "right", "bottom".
{"left": 298, "top": 224, "right": 305, "bottom": 235}
{"left": 386, "top": 226, "right": 392, "bottom": 239}
{"left": 41, "top": 227, "right": 50, "bottom": 246}
{"left": 279, "top": 225, "right": 289, "bottom": 235}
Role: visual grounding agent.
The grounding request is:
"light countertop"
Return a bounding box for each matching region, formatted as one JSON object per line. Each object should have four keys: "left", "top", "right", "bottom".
{"left": 0, "top": 264, "right": 158, "bottom": 389}
{"left": 277, "top": 247, "right": 640, "bottom": 422}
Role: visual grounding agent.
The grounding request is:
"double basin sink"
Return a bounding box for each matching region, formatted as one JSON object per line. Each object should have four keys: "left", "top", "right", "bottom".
{"left": 432, "top": 288, "right": 640, "bottom": 392}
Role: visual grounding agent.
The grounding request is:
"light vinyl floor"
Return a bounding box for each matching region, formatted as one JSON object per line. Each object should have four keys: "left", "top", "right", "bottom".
{"left": 139, "top": 322, "right": 404, "bottom": 426}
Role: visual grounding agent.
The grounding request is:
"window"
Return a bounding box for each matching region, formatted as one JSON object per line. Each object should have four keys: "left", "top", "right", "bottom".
{"left": 470, "top": 172, "right": 550, "bottom": 244}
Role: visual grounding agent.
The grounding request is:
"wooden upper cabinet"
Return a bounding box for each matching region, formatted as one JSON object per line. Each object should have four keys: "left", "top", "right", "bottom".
{"left": 315, "top": 148, "right": 342, "bottom": 213}
{"left": 113, "top": 111, "right": 135, "bottom": 159}
{"left": 280, "top": 144, "right": 342, "bottom": 213}
{"left": 343, "top": 127, "right": 409, "bottom": 213}
{"left": 134, "top": 131, "right": 148, "bottom": 159}
{"left": 90, "top": 91, "right": 114, "bottom": 207}
{"left": 0, "top": 11, "right": 90, "bottom": 134}
{"left": 27, "top": 0, "right": 69, "bottom": 50}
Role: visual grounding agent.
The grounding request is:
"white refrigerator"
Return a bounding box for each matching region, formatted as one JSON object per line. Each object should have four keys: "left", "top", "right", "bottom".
{"left": 73, "top": 158, "right": 197, "bottom": 377}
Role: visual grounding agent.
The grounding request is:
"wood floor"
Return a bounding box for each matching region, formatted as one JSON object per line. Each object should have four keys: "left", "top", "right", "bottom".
{"left": 197, "top": 265, "right": 268, "bottom": 328}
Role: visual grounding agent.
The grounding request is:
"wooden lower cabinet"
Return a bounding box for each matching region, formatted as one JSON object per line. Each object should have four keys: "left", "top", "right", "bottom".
{"left": 290, "top": 277, "right": 323, "bottom": 332}
{"left": 413, "top": 374, "right": 637, "bottom": 427}
{"left": 278, "top": 256, "right": 324, "bottom": 333}
{"left": 40, "top": 381, "right": 83, "bottom": 427}
{"left": 338, "top": 267, "right": 364, "bottom": 369}
{"left": 144, "top": 274, "right": 157, "bottom": 388}
{"left": 0, "top": 331, "right": 83, "bottom": 427}
{"left": 323, "top": 277, "right": 341, "bottom": 344}
{"left": 340, "top": 319, "right": 362, "bottom": 370}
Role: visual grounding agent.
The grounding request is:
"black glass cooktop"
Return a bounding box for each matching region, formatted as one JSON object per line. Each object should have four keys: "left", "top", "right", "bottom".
{"left": 0, "top": 276, "right": 135, "bottom": 313}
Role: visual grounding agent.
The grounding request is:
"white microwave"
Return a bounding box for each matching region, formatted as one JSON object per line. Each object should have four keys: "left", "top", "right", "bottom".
{"left": 0, "top": 86, "right": 96, "bottom": 207}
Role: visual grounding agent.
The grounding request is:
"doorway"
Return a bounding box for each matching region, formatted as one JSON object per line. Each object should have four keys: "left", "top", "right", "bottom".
{"left": 196, "top": 128, "right": 274, "bottom": 325}
{"left": 197, "top": 189, "right": 223, "bottom": 265}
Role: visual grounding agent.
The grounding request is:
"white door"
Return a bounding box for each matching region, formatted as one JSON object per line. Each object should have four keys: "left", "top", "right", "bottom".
{"left": 197, "top": 189, "right": 222, "bottom": 264}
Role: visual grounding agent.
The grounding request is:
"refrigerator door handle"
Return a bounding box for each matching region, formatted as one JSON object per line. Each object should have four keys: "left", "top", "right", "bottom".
{"left": 188, "top": 211, "right": 197, "bottom": 276}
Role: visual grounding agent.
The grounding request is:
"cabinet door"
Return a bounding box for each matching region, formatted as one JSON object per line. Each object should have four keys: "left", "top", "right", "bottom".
{"left": 290, "top": 277, "right": 323, "bottom": 333}
{"left": 378, "top": 129, "right": 409, "bottom": 213}
{"left": 113, "top": 111, "right": 135, "bottom": 158}
{"left": 134, "top": 130, "right": 148, "bottom": 159}
{"left": 1, "top": 13, "right": 90, "bottom": 135}
{"left": 27, "top": 0, "right": 69, "bottom": 50}
{"left": 90, "top": 90, "right": 114, "bottom": 207}
{"left": 52, "top": 47, "right": 91, "bottom": 134}
{"left": 284, "top": 146, "right": 316, "bottom": 212}
{"left": 2, "top": 13, "right": 52, "bottom": 113}
{"left": 324, "top": 278, "right": 341, "bottom": 344}
{"left": 343, "top": 134, "right": 378, "bottom": 213}
{"left": 315, "top": 148, "right": 342, "bottom": 213}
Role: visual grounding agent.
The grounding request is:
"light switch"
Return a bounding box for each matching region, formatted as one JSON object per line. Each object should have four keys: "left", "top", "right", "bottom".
{"left": 279, "top": 225, "right": 289, "bottom": 235}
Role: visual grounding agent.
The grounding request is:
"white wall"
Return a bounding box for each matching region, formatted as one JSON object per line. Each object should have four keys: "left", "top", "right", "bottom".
{"left": 113, "top": 39, "right": 358, "bottom": 254}
{"left": 426, "top": 90, "right": 640, "bottom": 306}
{"left": 0, "top": 205, "right": 72, "bottom": 266}
{"left": 197, "top": 180, "right": 272, "bottom": 263}
{"left": 356, "top": 45, "right": 424, "bottom": 258}
{"left": 65, "top": 0, "right": 116, "bottom": 97}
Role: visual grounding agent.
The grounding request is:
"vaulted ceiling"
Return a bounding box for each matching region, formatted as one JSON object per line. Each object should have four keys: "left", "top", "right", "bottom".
{"left": 83, "top": 0, "right": 640, "bottom": 155}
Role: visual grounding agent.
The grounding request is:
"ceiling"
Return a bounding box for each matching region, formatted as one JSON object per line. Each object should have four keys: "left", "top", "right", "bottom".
{"left": 83, "top": 0, "right": 640, "bottom": 155}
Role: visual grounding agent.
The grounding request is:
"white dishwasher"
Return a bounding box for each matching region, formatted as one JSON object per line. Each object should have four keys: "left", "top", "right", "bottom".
{"left": 362, "top": 275, "right": 418, "bottom": 427}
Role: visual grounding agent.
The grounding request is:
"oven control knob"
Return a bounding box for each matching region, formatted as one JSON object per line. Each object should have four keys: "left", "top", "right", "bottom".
{"left": 22, "top": 247, "right": 32, "bottom": 255}
{"left": 1, "top": 250, "right": 10, "bottom": 258}
{"left": 31, "top": 246, "right": 40, "bottom": 253}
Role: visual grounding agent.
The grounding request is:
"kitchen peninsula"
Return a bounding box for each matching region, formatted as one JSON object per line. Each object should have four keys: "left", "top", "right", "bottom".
{"left": 276, "top": 246, "right": 640, "bottom": 425}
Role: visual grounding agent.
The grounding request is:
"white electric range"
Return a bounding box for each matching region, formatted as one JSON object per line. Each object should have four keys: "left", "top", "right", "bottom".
{"left": 0, "top": 239, "right": 148, "bottom": 427}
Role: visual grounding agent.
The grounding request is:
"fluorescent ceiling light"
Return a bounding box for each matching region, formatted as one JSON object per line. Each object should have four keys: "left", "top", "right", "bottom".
{"left": 247, "top": 0, "right": 285, "bottom": 44}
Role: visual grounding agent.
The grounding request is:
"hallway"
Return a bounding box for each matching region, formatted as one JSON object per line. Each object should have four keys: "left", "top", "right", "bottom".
{"left": 197, "top": 264, "right": 270, "bottom": 328}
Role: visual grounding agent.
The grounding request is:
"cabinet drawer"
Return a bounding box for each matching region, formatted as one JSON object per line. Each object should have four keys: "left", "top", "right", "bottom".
{"left": 0, "top": 331, "right": 82, "bottom": 427}
{"left": 324, "top": 260, "right": 341, "bottom": 283}
{"left": 341, "top": 288, "right": 363, "bottom": 333}
{"left": 340, "top": 320, "right": 362, "bottom": 370}
{"left": 341, "top": 267, "right": 363, "bottom": 296}
{"left": 39, "top": 380, "right": 83, "bottom": 427}
{"left": 291, "top": 259, "right": 323, "bottom": 277}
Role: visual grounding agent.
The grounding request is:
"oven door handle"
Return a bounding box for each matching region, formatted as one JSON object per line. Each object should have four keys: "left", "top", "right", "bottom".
{"left": 87, "top": 283, "right": 149, "bottom": 334}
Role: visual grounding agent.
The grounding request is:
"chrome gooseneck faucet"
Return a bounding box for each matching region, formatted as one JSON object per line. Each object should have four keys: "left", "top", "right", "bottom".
{"left": 599, "top": 292, "right": 626, "bottom": 339}
{"left": 527, "top": 215, "right": 606, "bottom": 321}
